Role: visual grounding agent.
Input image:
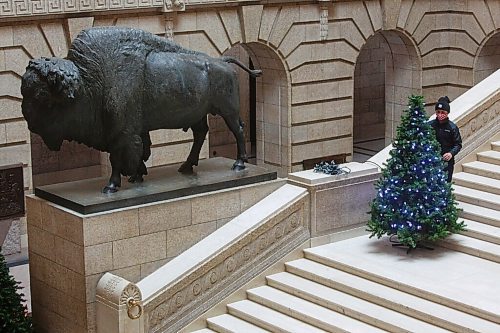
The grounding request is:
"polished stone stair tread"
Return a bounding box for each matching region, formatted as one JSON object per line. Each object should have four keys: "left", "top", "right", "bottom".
{"left": 267, "top": 271, "right": 455, "bottom": 333}
{"left": 453, "top": 185, "right": 500, "bottom": 210}
{"left": 477, "top": 150, "right": 500, "bottom": 164}
{"left": 247, "top": 285, "right": 388, "bottom": 333}
{"left": 285, "top": 258, "right": 500, "bottom": 333}
{"left": 439, "top": 233, "right": 500, "bottom": 263}
{"left": 207, "top": 314, "right": 271, "bottom": 333}
{"left": 304, "top": 236, "right": 500, "bottom": 323}
{"left": 461, "top": 219, "right": 500, "bottom": 244}
{"left": 190, "top": 329, "right": 218, "bottom": 333}
{"left": 462, "top": 161, "right": 500, "bottom": 178}
{"left": 457, "top": 201, "right": 500, "bottom": 226}
{"left": 227, "top": 300, "right": 328, "bottom": 333}
{"left": 492, "top": 141, "right": 500, "bottom": 151}
{"left": 453, "top": 172, "right": 500, "bottom": 194}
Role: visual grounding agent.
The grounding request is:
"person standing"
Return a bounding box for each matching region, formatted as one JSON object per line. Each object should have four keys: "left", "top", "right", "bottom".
{"left": 428, "top": 96, "right": 463, "bottom": 182}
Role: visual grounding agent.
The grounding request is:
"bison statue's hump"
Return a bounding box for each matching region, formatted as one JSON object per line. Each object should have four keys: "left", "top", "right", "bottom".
{"left": 21, "top": 27, "right": 262, "bottom": 193}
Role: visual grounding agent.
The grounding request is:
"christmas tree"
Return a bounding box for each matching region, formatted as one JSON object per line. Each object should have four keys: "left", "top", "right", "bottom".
{"left": 0, "top": 248, "right": 33, "bottom": 332}
{"left": 367, "top": 95, "right": 465, "bottom": 249}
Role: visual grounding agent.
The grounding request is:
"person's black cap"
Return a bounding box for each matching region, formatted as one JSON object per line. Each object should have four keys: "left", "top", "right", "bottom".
{"left": 435, "top": 96, "right": 451, "bottom": 113}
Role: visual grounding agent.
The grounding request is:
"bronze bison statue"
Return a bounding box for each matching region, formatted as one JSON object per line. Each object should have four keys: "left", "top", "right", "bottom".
{"left": 21, "top": 27, "right": 261, "bottom": 193}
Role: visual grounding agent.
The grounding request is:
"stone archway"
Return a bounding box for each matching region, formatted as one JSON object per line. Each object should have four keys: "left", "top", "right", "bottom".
{"left": 208, "top": 42, "right": 290, "bottom": 176}
{"left": 353, "top": 30, "right": 421, "bottom": 162}
{"left": 474, "top": 32, "right": 500, "bottom": 84}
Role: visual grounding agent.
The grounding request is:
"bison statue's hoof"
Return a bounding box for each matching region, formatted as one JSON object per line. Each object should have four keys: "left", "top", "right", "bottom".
{"left": 102, "top": 184, "right": 119, "bottom": 194}
{"left": 178, "top": 161, "right": 194, "bottom": 174}
{"left": 232, "top": 160, "right": 246, "bottom": 171}
{"left": 128, "top": 175, "right": 144, "bottom": 183}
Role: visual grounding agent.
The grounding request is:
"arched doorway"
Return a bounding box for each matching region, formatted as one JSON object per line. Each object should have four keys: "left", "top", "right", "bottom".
{"left": 208, "top": 43, "right": 290, "bottom": 176}
{"left": 474, "top": 32, "right": 500, "bottom": 84}
{"left": 353, "top": 30, "right": 421, "bottom": 162}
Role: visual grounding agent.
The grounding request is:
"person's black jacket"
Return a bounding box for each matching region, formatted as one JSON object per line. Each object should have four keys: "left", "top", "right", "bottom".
{"left": 428, "top": 118, "right": 462, "bottom": 162}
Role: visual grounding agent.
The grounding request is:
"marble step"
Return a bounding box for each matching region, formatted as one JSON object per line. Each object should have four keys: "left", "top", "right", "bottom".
{"left": 492, "top": 141, "right": 500, "bottom": 152}
{"left": 284, "top": 259, "right": 500, "bottom": 333}
{"left": 267, "top": 271, "right": 454, "bottom": 333}
{"left": 462, "top": 219, "right": 500, "bottom": 245}
{"left": 453, "top": 172, "right": 500, "bottom": 195}
{"left": 191, "top": 329, "right": 218, "bottom": 333}
{"left": 227, "top": 300, "right": 328, "bottom": 333}
{"left": 453, "top": 185, "right": 500, "bottom": 211}
{"left": 303, "top": 236, "right": 500, "bottom": 324}
{"left": 477, "top": 150, "right": 500, "bottom": 166}
{"left": 207, "top": 314, "right": 271, "bottom": 333}
{"left": 461, "top": 161, "right": 500, "bottom": 180}
{"left": 247, "top": 285, "right": 388, "bottom": 333}
{"left": 438, "top": 233, "right": 500, "bottom": 263}
{"left": 458, "top": 201, "right": 500, "bottom": 227}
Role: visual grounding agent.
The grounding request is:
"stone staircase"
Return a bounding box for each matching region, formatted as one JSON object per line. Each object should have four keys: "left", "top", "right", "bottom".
{"left": 188, "top": 141, "right": 500, "bottom": 333}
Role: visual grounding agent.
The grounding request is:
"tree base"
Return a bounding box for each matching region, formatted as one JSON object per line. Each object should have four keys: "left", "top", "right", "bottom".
{"left": 389, "top": 235, "right": 434, "bottom": 254}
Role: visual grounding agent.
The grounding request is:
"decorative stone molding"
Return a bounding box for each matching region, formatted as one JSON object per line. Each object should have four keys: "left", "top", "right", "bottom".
{"left": 455, "top": 92, "right": 500, "bottom": 162}
{"left": 96, "top": 273, "right": 144, "bottom": 333}
{"left": 0, "top": 0, "right": 170, "bottom": 19}
{"left": 143, "top": 194, "right": 309, "bottom": 333}
{"left": 319, "top": 5, "right": 328, "bottom": 41}
{"left": 162, "top": 0, "right": 184, "bottom": 12}
{"left": 164, "top": 13, "right": 174, "bottom": 40}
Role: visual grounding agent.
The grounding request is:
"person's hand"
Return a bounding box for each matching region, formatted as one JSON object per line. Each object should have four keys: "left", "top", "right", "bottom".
{"left": 443, "top": 152, "right": 452, "bottom": 161}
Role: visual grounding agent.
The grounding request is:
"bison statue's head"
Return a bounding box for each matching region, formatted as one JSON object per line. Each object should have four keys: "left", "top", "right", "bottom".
{"left": 21, "top": 57, "right": 81, "bottom": 151}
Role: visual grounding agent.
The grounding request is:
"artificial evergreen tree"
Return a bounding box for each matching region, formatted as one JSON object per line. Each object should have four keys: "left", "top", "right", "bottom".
{"left": 367, "top": 95, "right": 465, "bottom": 249}
{"left": 0, "top": 248, "right": 33, "bottom": 333}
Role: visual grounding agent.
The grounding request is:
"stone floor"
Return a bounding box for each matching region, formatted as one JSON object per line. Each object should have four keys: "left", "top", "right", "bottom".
{"left": 353, "top": 138, "right": 386, "bottom": 162}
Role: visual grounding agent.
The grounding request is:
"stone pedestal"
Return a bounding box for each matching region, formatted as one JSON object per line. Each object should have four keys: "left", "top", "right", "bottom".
{"left": 288, "top": 162, "right": 381, "bottom": 237}
{"left": 25, "top": 159, "right": 283, "bottom": 333}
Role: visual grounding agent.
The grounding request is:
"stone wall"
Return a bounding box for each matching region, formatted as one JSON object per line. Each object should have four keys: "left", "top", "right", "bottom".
{"left": 1, "top": 0, "right": 500, "bottom": 252}
{"left": 25, "top": 178, "right": 285, "bottom": 333}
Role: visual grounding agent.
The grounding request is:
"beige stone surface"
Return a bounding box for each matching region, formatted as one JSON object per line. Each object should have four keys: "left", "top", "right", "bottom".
{"left": 138, "top": 15, "right": 164, "bottom": 34}
{"left": 83, "top": 209, "right": 139, "bottom": 246}
{"left": 4, "top": 47, "right": 31, "bottom": 76}
{"left": 365, "top": 0, "right": 382, "bottom": 31}
{"left": 404, "top": 0, "right": 429, "bottom": 34}
{"left": 85, "top": 242, "right": 113, "bottom": 275}
{"left": 166, "top": 221, "right": 216, "bottom": 257}
{"left": 29, "top": 252, "right": 86, "bottom": 302}
{"left": 67, "top": 17, "right": 94, "bottom": 41}
{"left": 260, "top": 7, "right": 280, "bottom": 42}
{"left": 139, "top": 199, "right": 192, "bottom": 234}
{"left": 333, "top": 1, "right": 373, "bottom": 39}
{"left": 13, "top": 25, "right": 51, "bottom": 58}
{"left": 242, "top": 5, "right": 263, "bottom": 43}
{"left": 197, "top": 11, "right": 230, "bottom": 54}
{"left": 269, "top": 6, "right": 300, "bottom": 48}
{"left": 0, "top": 143, "right": 30, "bottom": 165}
{"left": 5, "top": 120, "right": 28, "bottom": 143}
{"left": 140, "top": 258, "right": 170, "bottom": 279}
{"left": 279, "top": 24, "right": 306, "bottom": 58}
{"left": 219, "top": 9, "right": 243, "bottom": 45}
{"left": 40, "top": 23, "right": 68, "bottom": 57}
{"left": 0, "top": 72, "right": 22, "bottom": 98}
{"left": 54, "top": 236, "right": 84, "bottom": 274}
{"left": 112, "top": 231, "right": 166, "bottom": 269}
{"left": 27, "top": 224, "right": 55, "bottom": 261}
{"left": 0, "top": 26, "right": 14, "bottom": 47}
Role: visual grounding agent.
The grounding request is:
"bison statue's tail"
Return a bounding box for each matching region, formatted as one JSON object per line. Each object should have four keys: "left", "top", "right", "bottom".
{"left": 221, "top": 56, "right": 262, "bottom": 78}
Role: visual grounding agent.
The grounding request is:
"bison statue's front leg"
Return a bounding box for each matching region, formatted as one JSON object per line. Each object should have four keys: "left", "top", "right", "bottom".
{"left": 103, "top": 133, "right": 145, "bottom": 193}
{"left": 178, "top": 118, "right": 209, "bottom": 174}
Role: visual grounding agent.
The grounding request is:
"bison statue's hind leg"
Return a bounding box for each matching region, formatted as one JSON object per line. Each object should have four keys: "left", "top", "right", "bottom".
{"left": 178, "top": 117, "right": 209, "bottom": 174}
{"left": 128, "top": 132, "right": 152, "bottom": 183}
{"left": 223, "top": 115, "right": 248, "bottom": 171}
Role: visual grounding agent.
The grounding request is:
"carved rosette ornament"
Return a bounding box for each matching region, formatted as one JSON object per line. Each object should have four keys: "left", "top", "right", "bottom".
{"left": 146, "top": 204, "right": 308, "bottom": 333}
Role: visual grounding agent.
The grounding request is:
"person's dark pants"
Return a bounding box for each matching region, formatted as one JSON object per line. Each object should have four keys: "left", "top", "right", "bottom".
{"left": 445, "top": 161, "right": 454, "bottom": 183}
